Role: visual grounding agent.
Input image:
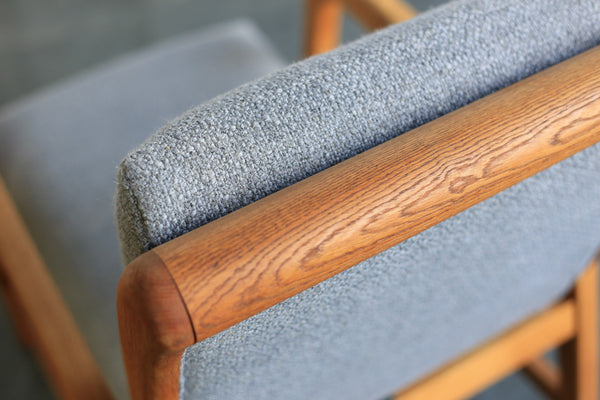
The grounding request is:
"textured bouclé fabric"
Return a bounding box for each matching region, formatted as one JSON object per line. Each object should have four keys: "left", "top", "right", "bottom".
{"left": 117, "top": 0, "right": 600, "bottom": 263}
{"left": 115, "top": 0, "right": 600, "bottom": 399}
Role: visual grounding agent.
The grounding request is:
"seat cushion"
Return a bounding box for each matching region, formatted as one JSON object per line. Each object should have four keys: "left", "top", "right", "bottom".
{"left": 0, "top": 19, "right": 285, "bottom": 399}
{"left": 115, "top": 0, "right": 600, "bottom": 399}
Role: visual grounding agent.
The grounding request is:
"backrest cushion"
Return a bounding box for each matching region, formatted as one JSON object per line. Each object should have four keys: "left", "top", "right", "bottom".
{"left": 116, "top": 0, "right": 600, "bottom": 264}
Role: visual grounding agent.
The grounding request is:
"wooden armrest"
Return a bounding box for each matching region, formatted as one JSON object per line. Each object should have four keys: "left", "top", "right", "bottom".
{"left": 118, "top": 46, "right": 600, "bottom": 400}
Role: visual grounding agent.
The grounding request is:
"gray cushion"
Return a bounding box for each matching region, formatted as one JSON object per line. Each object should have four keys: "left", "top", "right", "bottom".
{"left": 0, "top": 19, "right": 285, "bottom": 399}
{"left": 115, "top": 0, "right": 600, "bottom": 399}
{"left": 116, "top": 0, "right": 600, "bottom": 264}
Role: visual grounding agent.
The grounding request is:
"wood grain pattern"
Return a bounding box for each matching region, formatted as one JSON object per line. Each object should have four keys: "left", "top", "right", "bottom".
{"left": 560, "top": 257, "right": 599, "bottom": 400}
{"left": 392, "top": 300, "right": 576, "bottom": 400}
{"left": 304, "top": 0, "right": 344, "bottom": 56}
{"left": 117, "top": 251, "right": 195, "bottom": 400}
{"left": 345, "top": 0, "right": 417, "bottom": 30}
{"left": 152, "top": 46, "right": 600, "bottom": 344}
{"left": 523, "top": 358, "right": 562, "bottom": 400}
{"left": 0, "top": 177, "right": 113, "bottom": 400}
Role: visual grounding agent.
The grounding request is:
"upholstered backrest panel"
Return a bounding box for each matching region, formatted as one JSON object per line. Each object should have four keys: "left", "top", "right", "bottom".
{"left": 116, "top": 0, "right": 600, "bottom": 263}
{"left": 115, "top": 0, "right": 600, "bottom": 399}
{"left": 180, "top": 143, "right": 600, "bottom": 399}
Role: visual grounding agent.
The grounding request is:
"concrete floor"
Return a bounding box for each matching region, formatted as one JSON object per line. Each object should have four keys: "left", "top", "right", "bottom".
{"left": 0, "top": 0, "right": 557, "bottom": 399}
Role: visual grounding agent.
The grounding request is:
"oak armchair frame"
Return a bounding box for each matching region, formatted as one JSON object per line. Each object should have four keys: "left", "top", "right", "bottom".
{"left": 0, "top": 1, "right": 598, "bottom": 400}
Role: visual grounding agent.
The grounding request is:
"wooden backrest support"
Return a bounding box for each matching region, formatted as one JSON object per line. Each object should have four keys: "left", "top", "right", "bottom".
{"left": 117, "top": 46, "right": 600, "bottom": 400}
{"left": 304, "top": 0, "right": 418, "bottom": 56}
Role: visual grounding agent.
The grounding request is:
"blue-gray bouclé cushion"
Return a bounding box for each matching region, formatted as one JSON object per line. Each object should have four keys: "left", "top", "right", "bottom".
{"left": 115, "top": 0, "right": 600, "bottom": 399}
{"left": 116, "top": 0, "right": 600, "bottom": 264}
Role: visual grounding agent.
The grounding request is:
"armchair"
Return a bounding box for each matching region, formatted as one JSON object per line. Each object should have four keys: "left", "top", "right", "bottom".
{"left": 1, "top": 0, "right": 599, "bottom": 399}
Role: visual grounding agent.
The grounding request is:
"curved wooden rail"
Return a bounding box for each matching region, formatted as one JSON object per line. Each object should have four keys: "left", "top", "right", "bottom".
{"left": 118, "top": 46, "right": 600, "bottom": 399}
{"left": 157, "top": 45, "right": 600, "bottom": 342}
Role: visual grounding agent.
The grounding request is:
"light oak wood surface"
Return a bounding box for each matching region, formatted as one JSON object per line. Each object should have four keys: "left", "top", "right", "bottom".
{"left": 0, "top": 178, "right": 113, "bottom": 400}
{"left": 152, "top": 46, "right": 600, "bottom": 344}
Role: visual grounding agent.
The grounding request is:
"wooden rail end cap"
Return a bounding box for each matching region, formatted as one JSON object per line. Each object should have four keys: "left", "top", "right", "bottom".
{"left": 117, "top": 251, "right": 195, "bottom": 400}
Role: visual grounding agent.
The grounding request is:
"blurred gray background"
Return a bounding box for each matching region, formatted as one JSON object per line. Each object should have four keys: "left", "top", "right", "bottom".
{"left": 0, "top": 0, "right": 449, "bottom": 107}
{"left": 0, "top": 0, "right": 555, "bottom": 399}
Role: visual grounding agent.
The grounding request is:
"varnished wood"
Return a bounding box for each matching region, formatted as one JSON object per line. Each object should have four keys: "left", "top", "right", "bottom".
{"left": 345, "top": 0, "right": 417, "bottom": 30}
{"left": 393, "top": 300, "right": 576, "bottom": 400}
{"left": 560, "top": 257, "right": 599, "bottom": 400}
{"left": 117, "top": 251, "right": 195, "bottom": 400}
{"left": 304, "top": 0, "right": 344, "bottom": 56}
{"left": 523, "top": 358, "right": 562, "bottom": 400}
{"left": 152, "top": 46, "right": 600, "bottom": 344}
{"left": 0, "top": 177, "right": 113, "bottom": 400}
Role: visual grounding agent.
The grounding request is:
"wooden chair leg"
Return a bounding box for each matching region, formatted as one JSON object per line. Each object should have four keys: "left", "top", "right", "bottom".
{"left": 559, "top": 257, "right": 599, "bottom": 400}
{"left": 304, "top": 0, "right": 344, "bottom": 57}
{"left": 0, "top": 177, "right": 113, "bottom": 400}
